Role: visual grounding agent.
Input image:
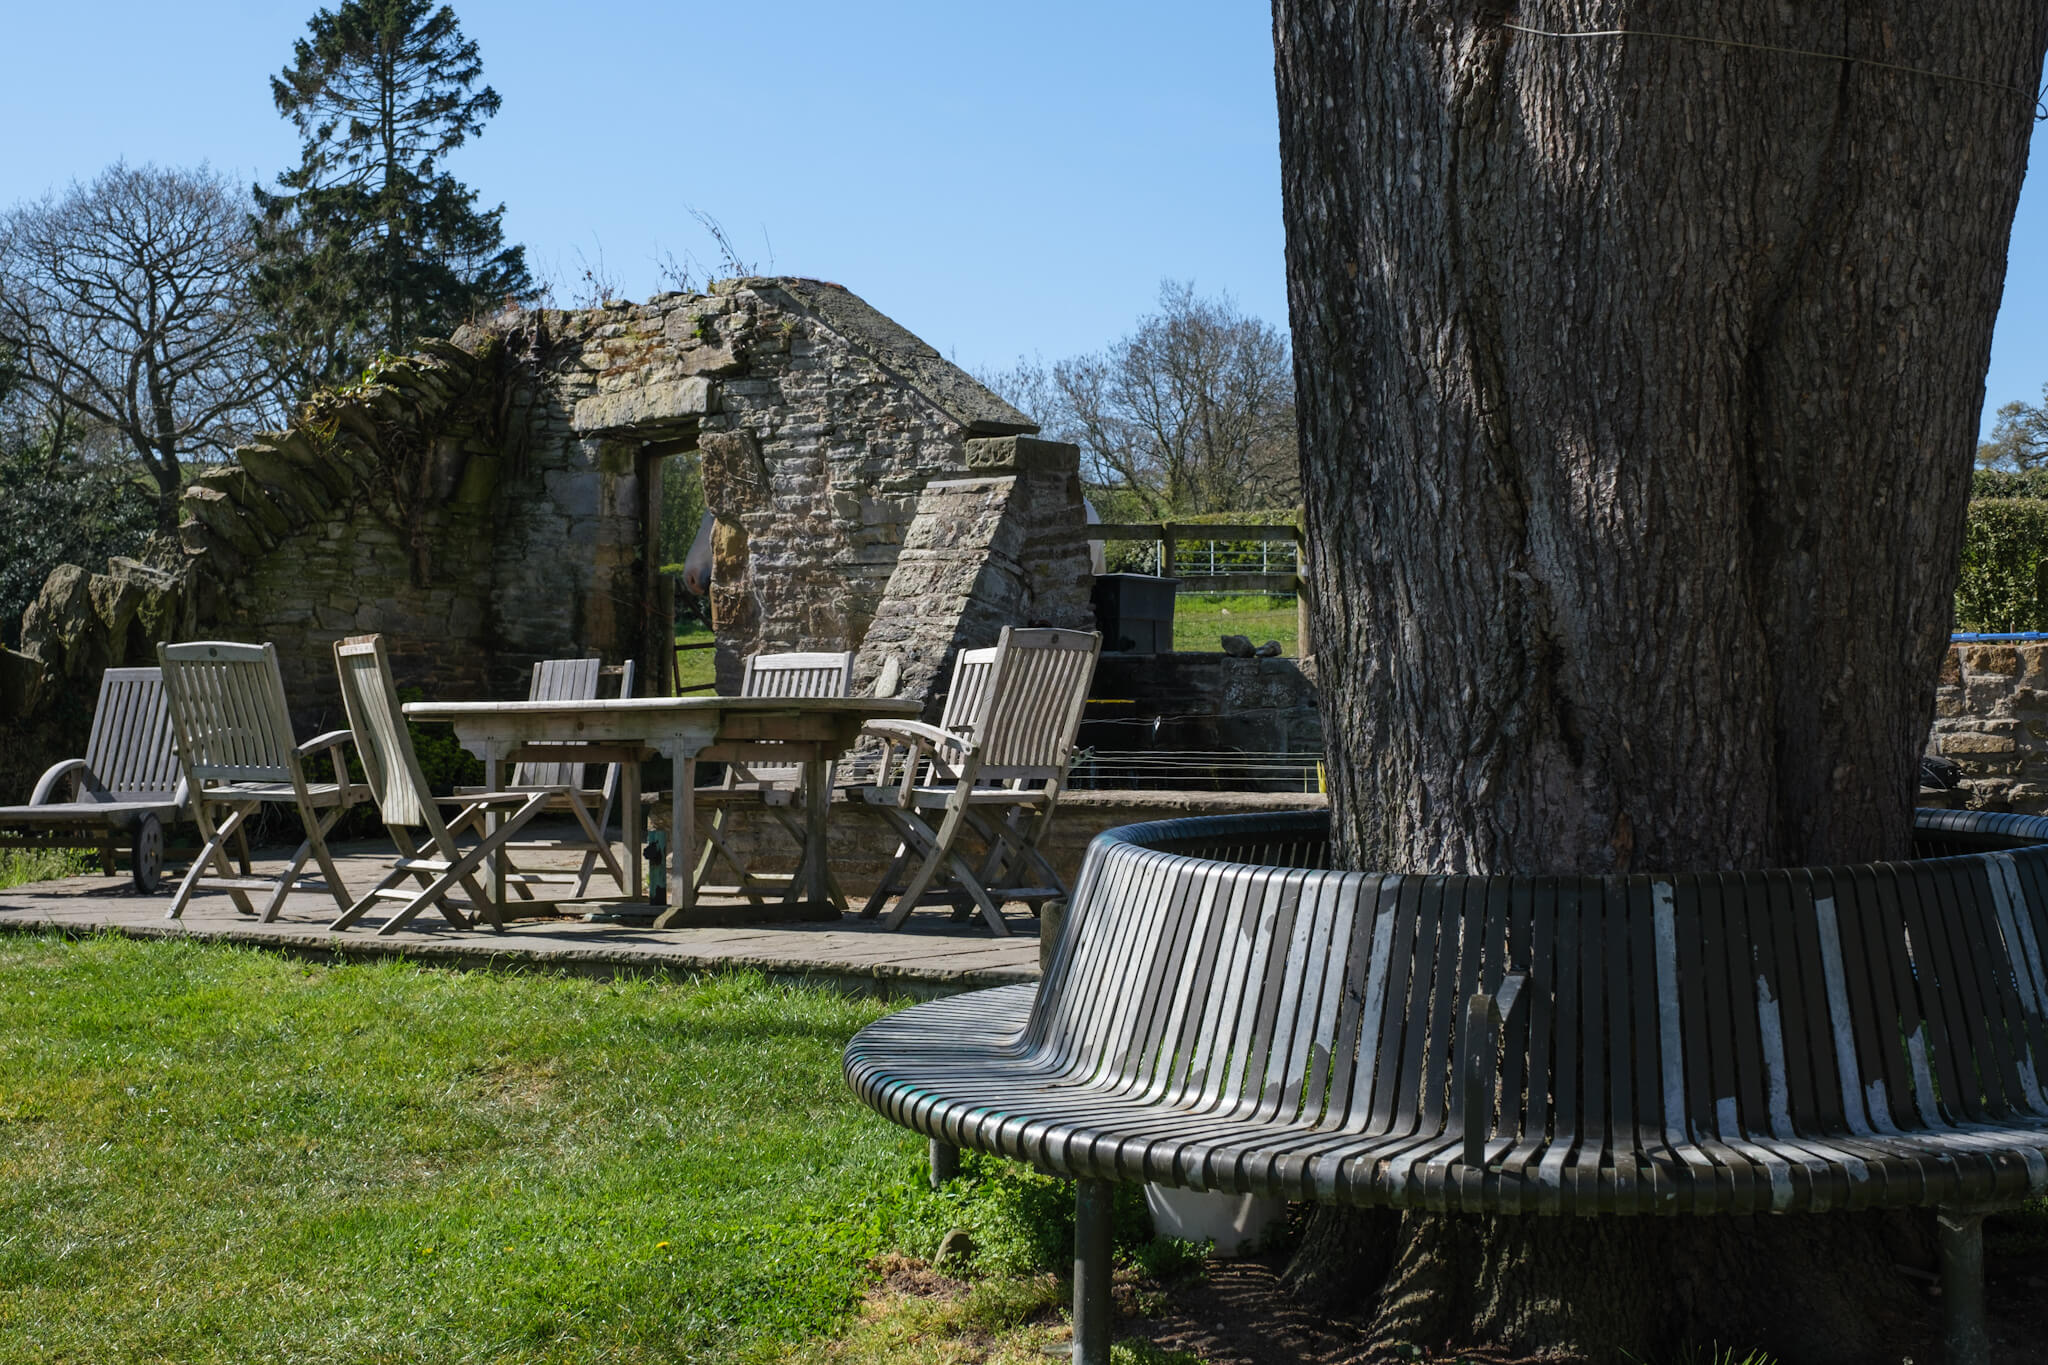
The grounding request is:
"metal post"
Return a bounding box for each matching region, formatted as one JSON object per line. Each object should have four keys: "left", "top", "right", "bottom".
{"left": 1938, "top": 1208, "right": 1989, "bottom": 1365}
{"left": 928, "top": 1139, "right": 959, "bottom": 1189}
{"left": 1073, "top": 1177, "right": 1113, "bottom": 1365}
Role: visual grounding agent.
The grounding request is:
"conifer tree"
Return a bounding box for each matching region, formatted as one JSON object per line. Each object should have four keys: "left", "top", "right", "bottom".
{"left": 254, "top": 0, "right": 533, "bottom": 387}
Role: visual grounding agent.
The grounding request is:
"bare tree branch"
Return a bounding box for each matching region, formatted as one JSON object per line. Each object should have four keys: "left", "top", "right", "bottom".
{"left": 982, "top": 281, "right": 1299, "bottom": 518}
{"left": 0, "top": 162, "right": 291, "bottom": 532}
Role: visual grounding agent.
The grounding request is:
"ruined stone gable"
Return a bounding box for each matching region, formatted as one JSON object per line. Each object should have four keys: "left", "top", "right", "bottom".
{"left": 1, "top": 278, "right": 1093, "bottom": 785}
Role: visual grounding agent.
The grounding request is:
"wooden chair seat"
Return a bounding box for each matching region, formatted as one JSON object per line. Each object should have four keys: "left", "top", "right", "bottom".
{"left": 202, "top": 781, "right": 357, "bottom": 804}
{"left": 846, "top": 806, "right": 2048, "bottom": 1365}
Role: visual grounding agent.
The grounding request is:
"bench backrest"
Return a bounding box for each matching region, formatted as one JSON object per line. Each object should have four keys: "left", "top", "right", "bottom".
{"left": 83, "top": 667, "right": 180, "bottom": 801}
{"left": 158, "top": 641, "right": 301, "bottom": 785}
{"left": 1036, "top": 810, "right": 2048, "bottom": 1206}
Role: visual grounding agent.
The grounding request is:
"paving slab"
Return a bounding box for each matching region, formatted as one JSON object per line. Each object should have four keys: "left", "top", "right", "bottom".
{"left": 0, "top": 838, "right": 1042, "bottom": 996}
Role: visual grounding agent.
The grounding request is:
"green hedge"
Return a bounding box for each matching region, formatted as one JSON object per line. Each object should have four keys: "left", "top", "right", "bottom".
{"left": 1974, "top": 470, "right": 2048, "bottom": 501}
{"left": 1957, "top": 498, "right": 2048, "bottom": 633}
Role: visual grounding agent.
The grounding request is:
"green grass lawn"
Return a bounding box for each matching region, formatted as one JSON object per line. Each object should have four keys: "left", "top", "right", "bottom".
{"left": 1170, "top": 594, "right": 1299, "bottom": 656}
{"left": 0, "top": 937, "right": 930, "bottom": 1364}
{"left": 675, "top": 617, "right": 717, "bottom": 693}
{"left": 0, "top": 937, "right": 1215, "bottom": 1363}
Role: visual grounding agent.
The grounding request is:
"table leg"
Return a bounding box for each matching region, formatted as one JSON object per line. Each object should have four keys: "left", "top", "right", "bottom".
{"left": 622, "top": 755, "right": 643, "bottom": 902}
{"left": 653, "top": 757, "right": 696, "bottom": 928}
{"left": 484, "top": 753, "right": 505, "bottom": 913}
{"left": 803, "top": 758, "right": 829, "bottom": 908}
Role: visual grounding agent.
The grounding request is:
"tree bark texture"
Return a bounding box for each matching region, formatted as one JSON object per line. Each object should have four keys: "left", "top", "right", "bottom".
{"left": 1273, "top": 3, "right": 2047, "bottom": 1358}
{"left": 1275, "top": 0, "right": 2048, "bottom": 878}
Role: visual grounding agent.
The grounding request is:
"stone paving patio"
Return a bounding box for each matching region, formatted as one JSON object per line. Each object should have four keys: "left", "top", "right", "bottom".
{"left": 0, "top": 832, "right": 1041, "bottom": 996}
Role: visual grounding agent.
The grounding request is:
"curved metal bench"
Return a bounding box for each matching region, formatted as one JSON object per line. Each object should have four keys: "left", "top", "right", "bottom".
{"left": 844, "top": 807, "right": 2048, "bottom": 1365}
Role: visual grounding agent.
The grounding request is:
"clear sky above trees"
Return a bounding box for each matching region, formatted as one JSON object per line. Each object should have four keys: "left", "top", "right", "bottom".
{"left": 1, "top": 1, "right": 2039, "bottom": 435}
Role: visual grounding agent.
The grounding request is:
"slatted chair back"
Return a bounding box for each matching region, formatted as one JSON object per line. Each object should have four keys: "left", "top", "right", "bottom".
{"left": 1028, "top": 809, "right": 2048, "bottom": 1215}
{"left": 938, "top": 648, "right": 997, "bottom": 737}
{"left": 741, "top": 650, "right": 857, "bottom": 700}
{"left": 158, "top": 642, "right": 303, "bottom": 784}
{"left": 512, "top": 657, "right": 626, "bottom": 788}
{"left": 332, "top": 636, "right": 440, "bottom": 831}
{"left": 729, "top": 651, "right": 856, "bottom": 787}
{"left": 81, "top": 667, "right": 180, "bottom": 801}
{"left": 967, "top": 629, "right": 1100, "bottom": 778}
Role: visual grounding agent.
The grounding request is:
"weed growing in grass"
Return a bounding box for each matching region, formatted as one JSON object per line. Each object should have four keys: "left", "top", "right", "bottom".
{"left": 901, "top": 1150, "right": 1204, "bottom": 1280}
{"left": 0, "top": 846, "right": 95, "bottom": 889}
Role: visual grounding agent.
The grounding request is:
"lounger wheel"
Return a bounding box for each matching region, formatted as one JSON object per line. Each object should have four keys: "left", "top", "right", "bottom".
{"left": 131, "top": 813, "right": 164, "bottom": 894}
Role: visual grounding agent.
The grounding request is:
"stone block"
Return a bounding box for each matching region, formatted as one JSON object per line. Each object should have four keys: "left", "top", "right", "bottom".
{"left": 962, "top": 435, "right": 1080, "bottom": 475}
{"left": 1965, "top": 644, "right": 2021, "bottom": 676}
{"left": 1943, "top": 732, "right": 2018, "bottom": 755}
{"left": 0, "top": 645, "right": 49, "bottom": 720}
{"left": 571, "top": 377, "right": 714, "bottom": 433}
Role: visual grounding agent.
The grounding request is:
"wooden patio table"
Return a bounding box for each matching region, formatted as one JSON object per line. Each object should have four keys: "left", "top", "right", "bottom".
{"left": 403, "top": 695, "right": 922, "bottom": 927}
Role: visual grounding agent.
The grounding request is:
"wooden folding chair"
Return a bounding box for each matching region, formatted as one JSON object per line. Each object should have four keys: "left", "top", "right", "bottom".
{"left": 158, "top": 641, "right": 366, "bottom": 920}
{"left": 454, "top": 656, "right": 630, "bottom": 898}
{"left": 692, "top": 651, "right": 856, "bottom": 906}
{"left": 328, "top": 634, "right": 573, "bottom": 936}
{"left": 853, "top": 628, "right": 1100, "bottom": 935}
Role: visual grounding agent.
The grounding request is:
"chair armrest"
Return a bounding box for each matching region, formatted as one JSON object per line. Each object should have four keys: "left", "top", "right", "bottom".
{"left": 296, "top": 729, "right": 354, "bottom": 756}
{"left": 30, "top": 758, "right": 93, "bottom": 805}
{"left": 859, "top": 720, "right": 965, "bottom": 751}
{"left": 1462, "top": 972, "right": 1530, "bottom": 1169}
{"left": 295, "top": 730, "right": 359, "bottom": 792}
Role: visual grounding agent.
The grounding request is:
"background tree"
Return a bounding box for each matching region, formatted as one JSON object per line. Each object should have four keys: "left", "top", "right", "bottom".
{"left": 255, "top": 0, "right": 534, "bottom": 387}
{"left": 986, "top": 281, "right": 1299, "bottom": 518}
{"left": 1273, "top": 0, "right": 2048, "bottom": 1359}
{"left": 1979, "top": 383, "right": 2048, "bottom": 469}
{"left": 0, "top": 162, "right": 286, "bottom": 535}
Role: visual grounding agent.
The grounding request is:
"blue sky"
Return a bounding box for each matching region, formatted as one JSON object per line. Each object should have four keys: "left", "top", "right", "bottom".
{"left": 2, "top": 2, "right": 2041, "bottom": 436}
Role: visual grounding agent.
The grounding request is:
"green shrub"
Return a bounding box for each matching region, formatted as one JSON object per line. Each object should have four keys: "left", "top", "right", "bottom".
{"left": 1973, "top": 469, "right": 2048, "bottom": 501}
{"left": 1955, "top": 498, "right": 2048, "bottom": 633}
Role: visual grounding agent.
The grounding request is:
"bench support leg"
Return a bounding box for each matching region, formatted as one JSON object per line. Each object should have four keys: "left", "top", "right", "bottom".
{"left": 1073, "top": 1177, "right": 1113, "bottom": 1365}
{"left": 1938, "top": 1208, "right": 1988, "bottom": 1365}
{"left": 929, "top": 1139, "right": 959, "bottom": 1189}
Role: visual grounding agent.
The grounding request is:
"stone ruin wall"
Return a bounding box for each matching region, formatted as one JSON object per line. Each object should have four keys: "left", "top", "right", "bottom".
{"left": 1929, "top": 640, "right": 2048, "bottom": 812}
{"left": 0, "top": 278, "right": 1092, "bottom": 792}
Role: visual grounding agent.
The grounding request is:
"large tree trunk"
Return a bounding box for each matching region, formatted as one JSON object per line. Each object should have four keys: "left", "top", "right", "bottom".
{"left": 1272, "top": 0, "right": 2048, "bottom": 1357}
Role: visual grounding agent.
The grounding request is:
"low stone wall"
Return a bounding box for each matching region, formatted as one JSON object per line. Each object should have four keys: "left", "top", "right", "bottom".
{"left": 1080, "top": 653, "right": 1322, "bottom": 789}
{"left": 1930, "top": 640, "right": 2048, "bottom": 813}
{"left": 680, "top": 788, "right": 1329, "bottom": 904}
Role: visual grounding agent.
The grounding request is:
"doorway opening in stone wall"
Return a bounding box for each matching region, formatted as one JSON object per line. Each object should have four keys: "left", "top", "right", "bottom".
{"left": 651, "top": 447, "right": 714, "bottom": 694}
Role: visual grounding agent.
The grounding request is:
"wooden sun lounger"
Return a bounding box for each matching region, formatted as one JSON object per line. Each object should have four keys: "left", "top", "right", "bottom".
{"left": 0, "top": 667, "right": 194, "bottom": 892}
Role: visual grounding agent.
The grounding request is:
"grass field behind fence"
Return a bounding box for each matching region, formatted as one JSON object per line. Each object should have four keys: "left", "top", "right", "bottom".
{"left": 0, "top": 936, "right": 926, "bottom": 1364}
{"left": 1170, "top": 594, "right": 1299, "bottom": 656}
